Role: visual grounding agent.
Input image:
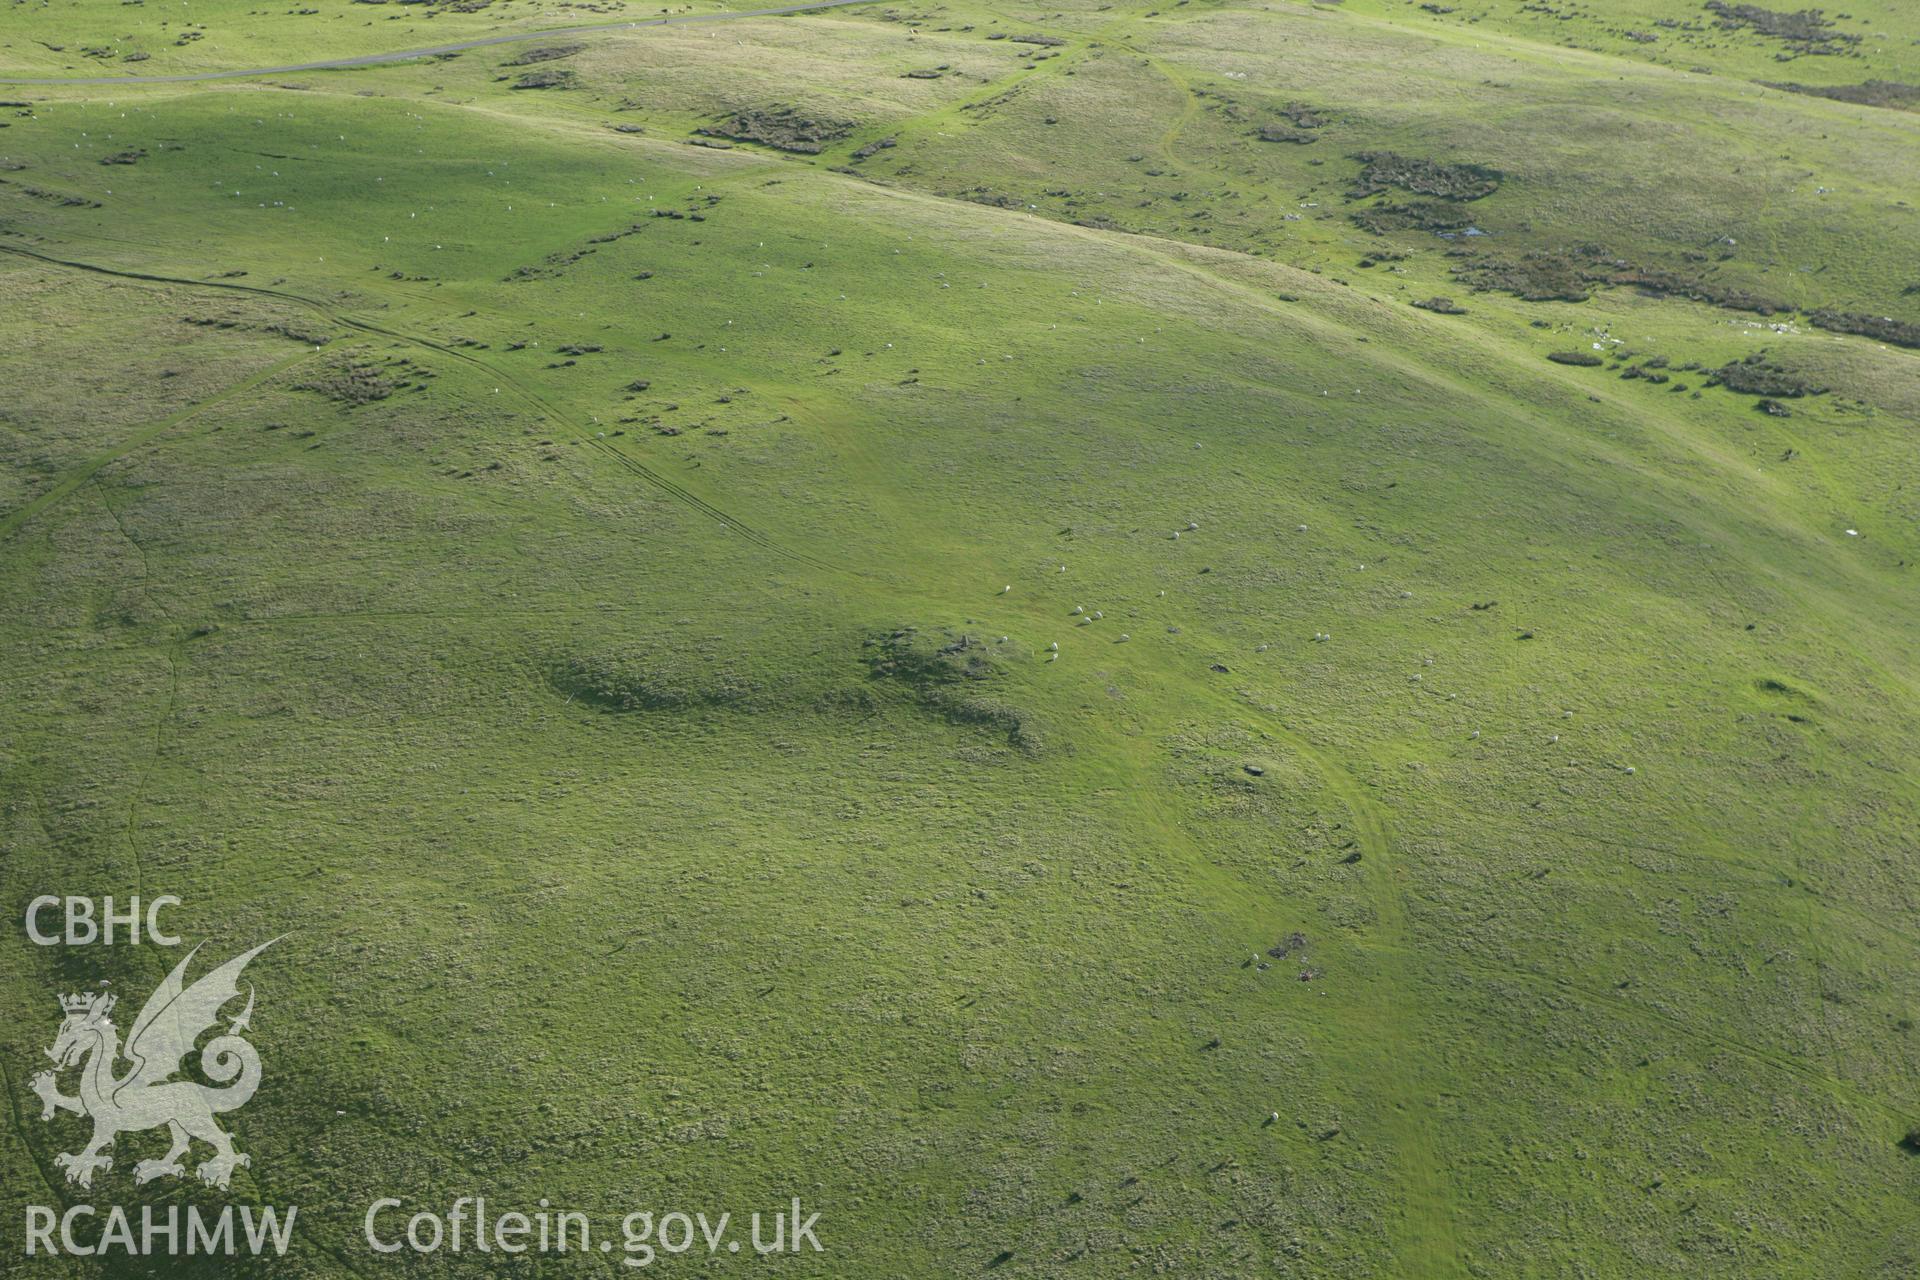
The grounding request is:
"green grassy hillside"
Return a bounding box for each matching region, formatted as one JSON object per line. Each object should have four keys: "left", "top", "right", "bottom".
{"left": 0, "top": 0, "right": 791, "bottom": 78}
{"left": 1, "top": 0, "right": 1916, "bottom": 1275}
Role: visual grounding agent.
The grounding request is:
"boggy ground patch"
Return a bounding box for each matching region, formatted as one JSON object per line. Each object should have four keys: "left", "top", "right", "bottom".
{"left": 503, "top": 43, "right": 584, "bottom": 67}
{"left": 1197, "top": 89, "right": 1335, "bottom": 143}
{"left": 547, "top": 648, "right": 774, "bottom": 713}
{"left": 1709, "top": 352, "right": 1828, "bottom": 397}
{"left": 509, "top": 69, "right": 578, "bottom": 91}
{"left": 1348, "top": 151, "right": 1501, "bottom": 201}
{"left": 1448, "top": 243, "right": 1791, "bottom": 312}
{"left": 1255, "top": 101, "right": 1334, "bottom": 144}
{"left": 183, "top": 311, "right": 332, "bottom": 346}
{"left": 294, "top": 356, "right": 422, "bottom": 406}
{"left": 1449, "top": 245, "right": 1605, "bottom": 302}
{"left": 1763, "top": 79, "right": 1920, "bottom": 110}
{"left": 1350, "top": 200, "right": 1476, "bottom": 236}
{"left": 696, "top": 106, "right": 855, "bottom": 154}
{"left": 1808, "top": 308, "right": 1920, "bottom": 350}
{"left": 1705, "top": 1, "right": 1861, "bottom": 55}
{"left": 865, "top": 627, "right": 1046, "bottom": 753}
{"left": 1750, "top": 675, "right": 1821, "bottom": 724}
{"left": 543, "top": 613, "right": 897, "bottom": 720}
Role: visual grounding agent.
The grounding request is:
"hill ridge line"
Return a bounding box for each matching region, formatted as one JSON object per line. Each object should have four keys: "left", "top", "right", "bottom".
{"left": 0, "top": 0, "right": 889, "bottom": 86}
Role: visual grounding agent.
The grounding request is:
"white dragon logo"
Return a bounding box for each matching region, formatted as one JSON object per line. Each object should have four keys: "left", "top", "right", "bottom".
{"left": 31, "top": 939, "right": 277, "bottom": 1190}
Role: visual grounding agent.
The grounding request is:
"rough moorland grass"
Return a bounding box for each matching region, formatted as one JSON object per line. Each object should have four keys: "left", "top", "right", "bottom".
{"left": 0, "top": 3, "right": 1917, "bottom": 1276}
{"left": 0, "top": 0, "right": 792, "bottom": 77}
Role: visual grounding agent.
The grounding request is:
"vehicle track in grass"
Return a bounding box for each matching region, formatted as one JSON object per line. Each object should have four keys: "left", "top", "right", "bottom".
{"left": 1264, "top": 734, "right": 1465, "bottom": 1276}
{"left": 0, "top": 346, "right": 321, "bottom": 541}
{"left": 1173, "top": 674, "right": 1466, "bottom": 1276}
{"left": 0, "top": 240, "right": 838, "bottom": 573}
{"left": 1189, "top": 661, "right": 1914, "bottom": 1270}
{"left": 1232, "top": 680, "right": 1920, "bottom": 1113}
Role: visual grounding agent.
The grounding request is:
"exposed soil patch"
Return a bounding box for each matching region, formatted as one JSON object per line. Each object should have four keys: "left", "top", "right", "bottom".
{"left": 1547, "top": 350, "right": 1604, "bottom": 366}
